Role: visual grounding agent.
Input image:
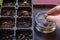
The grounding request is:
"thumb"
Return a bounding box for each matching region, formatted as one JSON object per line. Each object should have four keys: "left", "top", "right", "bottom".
{"left": 46, "top": 16, "right": 56, "bottom": 22}
{"left": 47, "top": 15, "right": 60, "bottom": 28}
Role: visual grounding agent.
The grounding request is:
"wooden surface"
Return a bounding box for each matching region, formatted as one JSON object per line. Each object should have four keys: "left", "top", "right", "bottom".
{"left": 33, "top": 0, "right": 60, "bottom": 5}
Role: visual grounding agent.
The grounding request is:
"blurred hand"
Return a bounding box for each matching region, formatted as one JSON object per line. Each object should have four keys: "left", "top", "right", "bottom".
{"left": 46, "top": 6, "right": 60, "bottom": 28}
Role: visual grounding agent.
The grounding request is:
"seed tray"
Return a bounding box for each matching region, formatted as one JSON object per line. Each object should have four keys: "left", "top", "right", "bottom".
{"left": 0, "top": 0, "right": 33, "bottom": 40}
{"left": 1, "top": 7, "right": 15, "bottom": 16}
{"left": 2, "top": 0, "right": 16, "bottom": 7}
{"left": 0, "top": 29, "right": 14, "bottom": 40}
{"left": 16, "top": 29, "right": 32, "bottom": 40}
{"left": 17, "top": 7, "right": 32, "bottom": 16}
{"left": 0, "top": 17, "right": 15, "bottom": 28}
{"left": 17, "top": 17, "right": 32, "bottom": 28}
{"left": 18, "top": 0, "right": 32, "bottom": 7}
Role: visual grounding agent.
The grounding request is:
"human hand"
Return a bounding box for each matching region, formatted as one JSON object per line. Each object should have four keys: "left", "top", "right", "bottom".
{"left": 46, "top": 6, "right": 60, "bottom": 28}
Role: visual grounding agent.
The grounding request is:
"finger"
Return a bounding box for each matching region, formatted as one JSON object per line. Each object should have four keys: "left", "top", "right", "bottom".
{"left": 47, "top": 15, "right": 60, "bottom": 22}
{"left": 56, "top": 22, "right": 60, "bottom": 28}
{"left": 47, "top": 6, "right": 60, "bottom": 15}
{"left": 46, "top": 16, "right": 56, "bottom": 22}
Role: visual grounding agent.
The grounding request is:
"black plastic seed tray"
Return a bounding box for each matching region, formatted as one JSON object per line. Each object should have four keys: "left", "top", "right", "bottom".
{"left": 0, "top": 29, "right": 14, "bottom": 40}
{"left": 1, "top": 7, "right": 15, "bottom": 16}
{"left": 2, "top": 0, "right": 16, "bottom": 7}
{"left": 17, "top": 17, "right": 32, "bottom": 28}
{"left": 18, "top": 0, "right": 31, "bottom": 7}
{"left": 16, "top": 29, "right": 32, "bottom": 40}
{"left": 17, "top": 7, "right": 32, "bottom": 16}
{"left": 0, "top": 0, "right": 33, "bottom": 40}
{"left": 0, "top": 17, "right": 15, "bottom": 28}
